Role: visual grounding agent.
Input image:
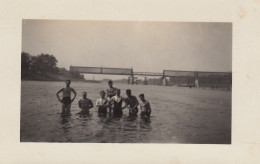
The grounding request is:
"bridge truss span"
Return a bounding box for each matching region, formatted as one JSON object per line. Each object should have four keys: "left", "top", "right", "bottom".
{"left": 133, "top": 72, "right": 163, "bottom": 76}
{"left": 70, "top": 66, "right": 231, "bottom": 87}
{"left": 70, "top": 66, "right": 132, "bottom": 75}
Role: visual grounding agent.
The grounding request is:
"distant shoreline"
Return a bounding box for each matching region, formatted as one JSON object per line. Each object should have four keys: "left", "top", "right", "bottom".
{"left": 21, "top": 72, "right": 100, "bottom": 83}
{"left": 21, "top": 78, "right": 101, "bottom": 83}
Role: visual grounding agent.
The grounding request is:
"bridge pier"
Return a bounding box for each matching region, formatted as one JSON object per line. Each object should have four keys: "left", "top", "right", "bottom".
{"left": 130, "top": 74, "right": 135, "bottom": 85}
{"left": 144, "top": 77, "right": 147, "bottom": 85}
{"left": 161, "top": 76, "right": 168, "bottom": 86}
{"left": 194, "top": 72, "right": 199, "bottom": 87}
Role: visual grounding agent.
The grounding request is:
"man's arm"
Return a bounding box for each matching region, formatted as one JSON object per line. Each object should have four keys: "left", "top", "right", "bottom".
{"left": 101, "top": 100, "right": 109, "bottom": 107}
{"left": 121, "top": 98, "right": 127, "bottom": 109}
{"left": 108, "top": 96, "right": 115, "bottom": 103}
{"left": 71, "top": 88, "right": 77, "bottom": 102}
{"left": 132, "top": 97, "right": 139, "bottom": 109}
{"left": 95, "top": 100, "right": 100, "bottom": 107}
{"left": 96, "top": 99, "right": 102, "bottom": 107}
{"left": 147, "top": 103, "right": 151, "bottom": 115}
{"left": 56, "top": 88, "right": 63, "bottom": 103}
{"left": 107, "top": 88, "right": 117, "bottom": 97}
{"left": 124, "top": 99, "right": 131, "bottom": 109}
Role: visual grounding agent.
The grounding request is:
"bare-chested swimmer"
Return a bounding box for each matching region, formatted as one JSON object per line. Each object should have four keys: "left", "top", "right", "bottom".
{"left": 96, "top": 91, "right": 109, "bottom": 116}
{"left": 78, "top": 92, "right": 93, "bottom": 115}
{"left": 56, "top": 80, "right": 77, "bottom": 115}
{"left": 124, "top": 89, "right": 139, "bottom": 116}
{"left": 139, "top": 94, "right": 151, "bottom": 118}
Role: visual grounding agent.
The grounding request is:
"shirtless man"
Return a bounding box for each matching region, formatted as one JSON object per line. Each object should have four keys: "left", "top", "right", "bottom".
{"left": 56, "top": 80, "right": 77, "bottom": 115}
{"left": 124, "top": 89, "right": 139, "bottom": 116}
{"left": 106, "top": 80, "right": 118, "bottom": 112}
{"left": 96, "top": 91, "right": 109, "bottom": 116}
{"left": 139, "top": 94, "right": 151, "bottom": 118}
{"left": 78, "top": 92, "right": 93, "bottom": 115}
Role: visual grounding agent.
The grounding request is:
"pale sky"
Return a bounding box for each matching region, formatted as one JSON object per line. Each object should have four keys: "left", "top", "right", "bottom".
{"left": 22, "top": 20, "right": 231, "bottom": 80}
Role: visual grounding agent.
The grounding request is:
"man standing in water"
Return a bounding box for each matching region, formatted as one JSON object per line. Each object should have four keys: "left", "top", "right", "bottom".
{"left": 139, "top": 94, "right": 151, "bottom": 118}
{"left": 56, "top": 80, "right": 77, "bottom": 115}
{"left": 78, "top": 92, "right": 93, "bottom": 115}
{"left": 109, "top": 89, "right": 126, "bottom": 116}
{"left": 124, "top": 89, "right": 139, "bottom": 116}
{"left": 106, "top": 80, "right": 118, "bottom": 112}
{"left": 96, "top": 91, "right": 108, "bottom": 116}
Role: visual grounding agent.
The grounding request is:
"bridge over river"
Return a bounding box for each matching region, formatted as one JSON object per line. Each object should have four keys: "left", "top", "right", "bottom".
{"left": 70, "top": 66, "right": 231, "bottom": 87}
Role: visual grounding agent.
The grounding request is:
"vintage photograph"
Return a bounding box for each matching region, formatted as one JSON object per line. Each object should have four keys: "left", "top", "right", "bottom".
{"left": 21, "top": 20, "right": 232, "bottom": 143}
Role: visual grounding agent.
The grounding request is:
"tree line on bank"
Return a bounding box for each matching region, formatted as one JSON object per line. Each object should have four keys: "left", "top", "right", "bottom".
{"left": 21, "top": 52, "right": 83, "bottom": 81}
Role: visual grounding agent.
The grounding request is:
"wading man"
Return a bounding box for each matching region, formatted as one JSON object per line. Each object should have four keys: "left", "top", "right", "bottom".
{"left": 124, "top": 89, "right": 139, "bottom": 116}
{"left": 56, "top": 80, "right": 77, "bottom": 115}
{"left": 139, "top": 94, "right": 151, "bottom": 118}
{"left": 109, "top": 89, "right": 126, "bottom": 117}
{"left": 106, "top": 80, "right": 118, "bottom": 113}
{"left": 96, "top": 91, "right": 108, "bottom": 117}
{"left": 78, "top": 92, "right": 93, "bottom": 115}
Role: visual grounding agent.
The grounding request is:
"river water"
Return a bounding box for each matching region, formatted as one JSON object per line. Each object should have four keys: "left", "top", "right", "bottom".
{"left": 21, "top": 81, "right": 231, "bottom": 143}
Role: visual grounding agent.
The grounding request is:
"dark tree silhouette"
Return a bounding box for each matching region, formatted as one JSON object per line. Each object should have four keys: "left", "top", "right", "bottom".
{"left": 31, "top": 53, "right": 58, "bottom": 74}
{"left": 21, "top": 52, "right": 31, "bottom": 74}
{"left": 21, "top": 52, "right": 84, "bottom": 80}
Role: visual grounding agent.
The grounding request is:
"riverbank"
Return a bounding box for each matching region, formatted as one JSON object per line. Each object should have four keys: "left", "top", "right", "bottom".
{"left": 21, "top": 73, "right": 100, "bottom": 83}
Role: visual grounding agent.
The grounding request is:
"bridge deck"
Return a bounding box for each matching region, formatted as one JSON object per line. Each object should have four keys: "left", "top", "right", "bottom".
{"left": 70, "top": 66, "right": 231, "bottom": 77}
{"left": 133, "top": 72, "right": 163, "bottom": 76}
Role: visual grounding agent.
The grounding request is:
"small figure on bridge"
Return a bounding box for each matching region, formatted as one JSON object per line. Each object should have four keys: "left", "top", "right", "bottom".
{"left": 124, "top": 89, "right": 139, "bottom": 116}
{"left": 78, "top": 92, "right": 93, "bottom": 115}
{"left": 96, "top": 91, "right": 108, "bottom": 117}
{"left": 106, "top": 80, "right": 118, "bottom": 112}
{"left": 109, "top": 89, "right": 126, "bottom": 117}
{"left": 139, "top": 94, "right": 151, "bottom": 118}
{"left": 56, "top": 80, "right": 77, "bottom": 116}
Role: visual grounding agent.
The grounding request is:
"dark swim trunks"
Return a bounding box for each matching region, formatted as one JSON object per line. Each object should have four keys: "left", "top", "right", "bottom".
{"left": 98, "top": 107, "right": 107, "bottom": 115}
{"left": 62, "top": 97, "right": 71, "bottom": 105}
{"left": 141, "top": 111, "right": 150, "bottom": 117}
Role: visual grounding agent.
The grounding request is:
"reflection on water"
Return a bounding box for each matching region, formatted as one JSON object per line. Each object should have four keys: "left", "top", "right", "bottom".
{"left": 53, "top": 110, "right": 153, "bottom": 143}
{"left": 21, "top": 81, "right": 231, "bottom": 143}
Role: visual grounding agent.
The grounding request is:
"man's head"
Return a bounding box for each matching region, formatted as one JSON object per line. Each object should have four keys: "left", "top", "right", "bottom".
{"left": 65, "top": 80, "right": 71, "bottom": 87}
{"left": 108, "top": 80, "right": 113, "bottom": 88}
{"left": 126, "top": 89, "right": 131, "bottom": 97}
{"left": 116, "top": 89, "right": 121, "bottom": 96}
{"left": 100, "top": 91, "right": 106, "bottom": 98}
{"left": 139, "top": 94, "right": 145, "bottom": 101}
{"left": 82, "top": 92, "right": 87, "bottom": 98}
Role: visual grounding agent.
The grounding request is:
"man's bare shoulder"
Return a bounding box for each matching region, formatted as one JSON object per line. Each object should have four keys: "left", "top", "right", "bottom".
{"left": 57, "top": 88, "right": 64, "bottom": 92}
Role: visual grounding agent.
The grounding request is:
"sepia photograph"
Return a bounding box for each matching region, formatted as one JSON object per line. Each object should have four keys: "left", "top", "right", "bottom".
{"left": 21, "top": 20, "right": 232, "bottom": 143}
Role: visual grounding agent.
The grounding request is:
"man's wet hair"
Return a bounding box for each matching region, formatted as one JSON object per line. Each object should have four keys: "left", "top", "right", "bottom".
{"left": 139, "top": 94, "right": 144, "bottom": 97}
{"left": 65, "top": 79, "right": 71, "bottom": 83}
{"left": 100, "top": 91, "right": 105, "bottom": 94}
{"left": 126, "top": 89, "right": 131, "bottom": 94}
{"left": 108, "top": 80, "right": 113, "bottom": 84}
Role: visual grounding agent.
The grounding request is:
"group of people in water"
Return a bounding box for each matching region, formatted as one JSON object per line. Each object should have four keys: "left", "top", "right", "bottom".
{"left": 56, "top": 80, "right": 151, "bottom": 118}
